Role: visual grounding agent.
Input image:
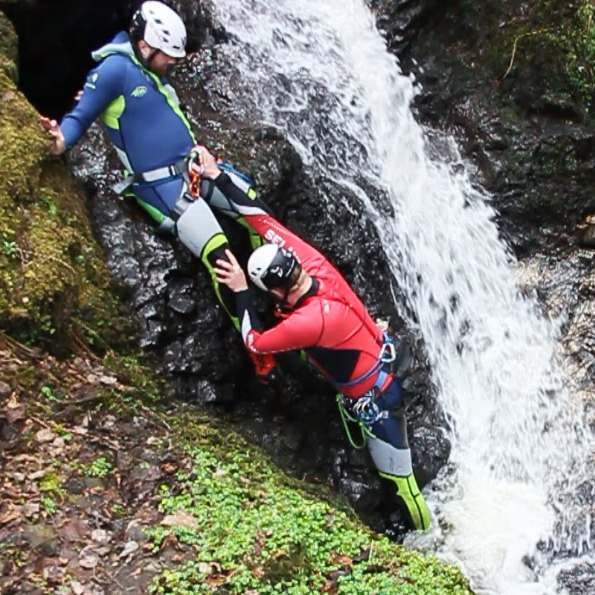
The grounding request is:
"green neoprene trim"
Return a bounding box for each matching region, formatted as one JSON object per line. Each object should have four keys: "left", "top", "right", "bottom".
{"left": 100, "top": 95, "right": 126, "bottom": 129}
{"left": 379, "top": 471, "right": 432, "bottom": 531}
{"left": 236, "top": 216, "right": 264, "bottom": 250}
{"left": 130, "top": 54, "right": 196, "bottom": 142}
{"left": 134, "top": 196, "right": 167, "bottom": 224}
{"left": 200, "top": 233, "right": 240, "bottom": 331}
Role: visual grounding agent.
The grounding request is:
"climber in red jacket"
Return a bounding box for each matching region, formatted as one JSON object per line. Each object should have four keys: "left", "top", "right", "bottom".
{"left": 192, "top": 145, "right": 430, "bottom": 530}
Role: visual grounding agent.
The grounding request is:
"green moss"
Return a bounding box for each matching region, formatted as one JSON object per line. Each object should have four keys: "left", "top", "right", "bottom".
{"left": 84, "top": 456, "right": 113, "bottom": 478}
{"left": 39, "top": 471, "right": 65, "bottom": 500}
{"left": 485, "top": 0, "right": 595, "bottom": 112}
{"left": 102, "top": 351, "right": 165, "bottom": 405}
{"left": 148, "top": 422, "right": 471, "bottom": 594}
{"left": 0, "top": 12, "right": 17, "bottom": 80}
{"left": 0, "top": 14, "right": 134, "bottom": 352}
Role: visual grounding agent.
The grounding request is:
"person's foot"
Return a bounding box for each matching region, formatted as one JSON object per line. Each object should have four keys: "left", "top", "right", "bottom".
{"left": 380, "top": 471, "right": 432, "bottom": 531}
{"left": 247, "top": 351, "right": 278, "bottom": 383}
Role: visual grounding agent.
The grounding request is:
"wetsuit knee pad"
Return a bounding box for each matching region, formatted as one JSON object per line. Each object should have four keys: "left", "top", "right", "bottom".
{"left": 371, "top": 412, "right": 409, "bottom": 450}
{"left": 176, "top": 199, "right": 226, "bottom": 259}
{"left": 369, "top": 437, "right": 431, "bottom": 531}
{"left": 367, "top": 436, "right": 413, "bottom": 477}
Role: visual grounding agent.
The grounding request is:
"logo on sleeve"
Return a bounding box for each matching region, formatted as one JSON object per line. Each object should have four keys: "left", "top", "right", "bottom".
{"left": 131, "top": 85, "right": 148, "bottom": 98}
{"left": 84, "top": 73, "right": 99, "bottom": 90}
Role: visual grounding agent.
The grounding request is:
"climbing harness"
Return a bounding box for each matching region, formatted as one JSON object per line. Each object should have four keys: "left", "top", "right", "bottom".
{"left": 335, "top": 332, "right": 412, "bottom": 448}
{"left": 333, "top": 332, "right": 399, "bottom": 393}
{"left": 112, "top": 156, "right": 190, "bottom": 195}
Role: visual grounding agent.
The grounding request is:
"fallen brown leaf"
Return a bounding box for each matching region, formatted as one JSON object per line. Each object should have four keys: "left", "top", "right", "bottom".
{"left": 0, "top": 504, "right": 21, "bottom": 526}
{"left": 78, "top": 554, "right": 98, "bottom": 569}
{"left": 23, "top": 502, "right": 40, "bottom": 518}
{"left": 206, "top": 574, "right": 229, "bottom": 588}
{"left": 161, "top": 510, "right": 198, "bottom": 530}
{"left": 161, "top": 462, "right": 178, "bottom": 474}
{"left": 35, "top": 429, "right": 56, "bottom": 444}
{"left": 119, "top": 541, "right": 139, "bottom": 558}
{"left": 12, "top": 454, "right": 37, "bottom": 464}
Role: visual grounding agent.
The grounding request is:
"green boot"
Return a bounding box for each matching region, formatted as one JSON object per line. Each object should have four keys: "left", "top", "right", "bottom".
{"left": 379, "top": 471, "right": 431, "bottom": 531}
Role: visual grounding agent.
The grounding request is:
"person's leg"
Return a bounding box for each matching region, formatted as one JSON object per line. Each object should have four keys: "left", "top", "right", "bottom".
{"left": 364, "top": 379, "right": 432, "bottom": 531}
{"left": 200, "top": 176, "right": 267, "bottom": 250}
{"left": 132, "top": 178, "right": 239, "bottom": 328}
{"left": 175, "top": 197, "right": 240, "bottom": 329}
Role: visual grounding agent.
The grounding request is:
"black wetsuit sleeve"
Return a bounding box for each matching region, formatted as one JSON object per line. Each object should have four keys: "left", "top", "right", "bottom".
{"left": 236, "top": 288, "right": 265, "bottom": 337}
{"left": 211, "top": 172, "right": 270, "bottom": 213}
{"left": 213, "top": 172, "right": 244, "bottom": 200}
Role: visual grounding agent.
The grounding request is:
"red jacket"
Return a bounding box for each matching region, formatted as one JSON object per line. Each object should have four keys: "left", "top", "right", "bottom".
{"left": 238, "top": 212, "right": 386, "bottom": 398}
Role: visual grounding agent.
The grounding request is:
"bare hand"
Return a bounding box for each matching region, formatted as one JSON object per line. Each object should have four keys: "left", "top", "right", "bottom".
{"left": 190, "top": 145, "right": 221, "bottom": 179}
{"left": 214, "top": 249, "right": 249, "bottom": 292}
{"left": 75, "top": 89, "right": 83, "bottom": 102}
{"left": 39, "top": 116, "right": 66, "bottom": 155}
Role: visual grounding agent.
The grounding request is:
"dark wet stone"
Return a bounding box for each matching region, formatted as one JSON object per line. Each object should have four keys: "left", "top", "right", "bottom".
{"left": 280, "top": 426, "right": 303, "bottom": 453}
{"left": 167, "top": 278, "right": 196, "bottom": 315}
{"left": 64, "top": 477, "right": 86, "bottom": 496}
{"left": 558, "top": 562, "right": 595, "bottom": 594}
{"left": 580, "top": 224, "right": 595, "bottom": 248}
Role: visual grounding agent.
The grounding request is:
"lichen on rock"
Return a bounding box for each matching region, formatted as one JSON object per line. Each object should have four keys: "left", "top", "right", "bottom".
{"left": 0, "top": 11, "right": 133, "bottom": 351}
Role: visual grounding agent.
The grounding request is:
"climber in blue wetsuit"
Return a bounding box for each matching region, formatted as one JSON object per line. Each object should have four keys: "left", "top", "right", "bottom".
{"left": 39, "top": 1, "right": 276, "bottom": 380}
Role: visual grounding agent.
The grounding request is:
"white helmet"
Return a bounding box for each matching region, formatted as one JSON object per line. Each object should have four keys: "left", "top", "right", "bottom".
{"left": 248, "top": 244, "right": 301, "bottom": 292}
{"left": 130, "top": 1, "right": 187, "bottom": 58}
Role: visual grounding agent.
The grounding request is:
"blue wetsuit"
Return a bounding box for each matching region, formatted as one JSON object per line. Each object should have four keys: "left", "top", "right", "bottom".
{"left": 60, "top": 31, "right": 268, "bottom": 328}
{"left": 61, "top": 31, "right": 193, "bottom": 220}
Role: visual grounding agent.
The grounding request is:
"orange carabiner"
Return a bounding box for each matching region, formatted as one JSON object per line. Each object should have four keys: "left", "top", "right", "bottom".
{"left": 187, "top": 148, "right": 202, "bottom": 198}
{"left": 189, "top": 168, "right": 201, "bottom": 198}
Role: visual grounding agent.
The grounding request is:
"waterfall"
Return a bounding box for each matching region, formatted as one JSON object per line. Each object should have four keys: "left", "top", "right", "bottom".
{"left": 209, "top": 1, "right": 594, "bottom": 592}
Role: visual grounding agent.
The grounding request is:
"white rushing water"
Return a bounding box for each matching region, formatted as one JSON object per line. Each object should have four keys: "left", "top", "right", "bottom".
{"left": 210, "top": 1, "right": 594, "bottom": 592}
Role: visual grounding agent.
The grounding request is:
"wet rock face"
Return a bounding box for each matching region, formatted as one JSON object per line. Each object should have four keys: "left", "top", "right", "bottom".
{"left": 374, "top": 0, "right": 595, "bottom": 254}
{"left": 63, "top": 5, "right": 449, "bottom": 531}
{"left": 366, "top": 1, "right": 445, "bottom": 54}
{"left": 372, "top": 1, "right": 595, "bottom": 427}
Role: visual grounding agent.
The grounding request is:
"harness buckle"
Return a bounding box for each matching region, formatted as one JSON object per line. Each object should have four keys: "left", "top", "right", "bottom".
{"left": 112, "top": 174, "right": 135, "bottom": 196}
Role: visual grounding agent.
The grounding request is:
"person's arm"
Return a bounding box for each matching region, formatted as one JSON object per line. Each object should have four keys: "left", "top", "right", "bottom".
{"left": 235, "top": 289, "right": 321, "bottom": 353}
{"left": 212, "top": 172, "right": 324, "bottom": 264}
{"left": 194, "top": 144, "right": 327, "bottom": 269}
{"left": 44, "top": 57, "right": 123, "bottom": 152}
{"left": 39, "top": 117, "right": 66, "bottom": 155}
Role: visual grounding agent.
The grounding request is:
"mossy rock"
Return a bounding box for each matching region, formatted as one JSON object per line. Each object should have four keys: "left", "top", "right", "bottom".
{"left": 148, "top": 414, "right": 472, "bottom": 594}
{"left": 0, "top": 9, "right": 133, "bottom": 351}
{"left": 0, "top": 11, "right": 17, "bottom": 79}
